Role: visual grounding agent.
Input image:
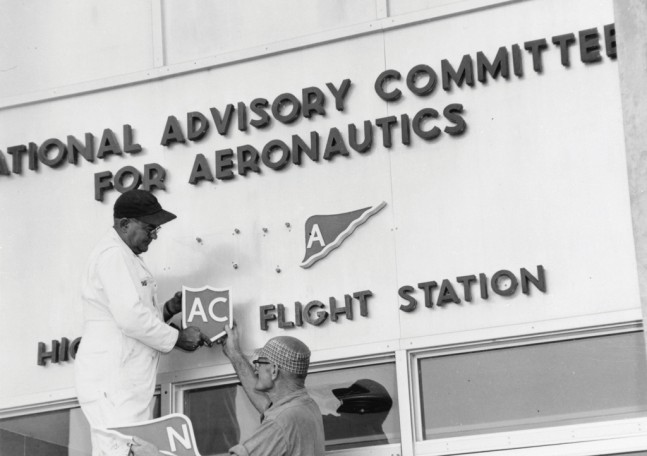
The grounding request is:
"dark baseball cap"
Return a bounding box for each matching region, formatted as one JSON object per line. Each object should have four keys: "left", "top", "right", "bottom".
{"left": 113, "top": 189, "right": 177, "bottom": 226}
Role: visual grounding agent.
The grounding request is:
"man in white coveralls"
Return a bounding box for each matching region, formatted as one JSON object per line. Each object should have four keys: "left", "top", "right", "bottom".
{"left": 75, "top": 189, "right": 212, "bottom": 456}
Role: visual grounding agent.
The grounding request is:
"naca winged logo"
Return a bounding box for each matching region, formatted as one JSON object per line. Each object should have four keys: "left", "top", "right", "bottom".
{"left": 300, "top": 201, "right": 386, "bottom": 268}
{"left": 99, "top": 414, "right": 201, "bottom": 456}
{"left": 182, "top": 286, "right": 232, "bottom": 342}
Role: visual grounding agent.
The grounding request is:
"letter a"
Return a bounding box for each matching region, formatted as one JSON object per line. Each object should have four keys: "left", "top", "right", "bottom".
{"left": 160, "top": 115, "right": 186, "bottom": 146}
{"left": 188, "top": 298, "right": 208, "bottom": 323}
{"left": 307, "top": 224, "right": 326, "bottom": 249}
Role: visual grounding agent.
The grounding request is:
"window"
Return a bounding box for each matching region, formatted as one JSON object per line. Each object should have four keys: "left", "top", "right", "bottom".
{"left": 309, "top": 362, "right": 400, "bottom": 451}
{"left": 182, "top": 361, "right": 400, "bottom": 455}
{"left": 0, "top": 407, "right": 91, "bottom": 456}
{"left": 0, "top": 395, "right": 161, "bottom": 456}
{"left": 415, "top": 331, "right": 647, "bottom": 441}
{"left": 183, "top": 382, "right": 257, "bottom": 455}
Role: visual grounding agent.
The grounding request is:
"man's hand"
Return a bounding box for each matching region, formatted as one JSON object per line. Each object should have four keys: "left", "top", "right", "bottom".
{"left": 163, "top": 291, "right": 182, "bottom": 321}
{"left": 217, "top": 320, "right": 241, "bottom": 359}
{"left": 129, "top": 436, "right": 162, "bottom": 456}
{"left": 176, "top": 326, "right": 212, "bottom": 351}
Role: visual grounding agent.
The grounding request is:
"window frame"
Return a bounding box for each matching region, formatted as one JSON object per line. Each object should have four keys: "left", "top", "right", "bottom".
{"left": 3, "top": 320, "right": 647, "bottom": 456}
{"left": 408, "top": 321, "right": 647, "bottom": 456}
{"left": 0, "top": 397, "right": 80, "bottom": 421}
{"left": 0, "top": 386, "right": 163, "bottom": 456}
{"left": 0, "top": 398, "right": 88, "bottom": 455}
{"left": 171, "top": 353, "right": 404, "bottom": 456}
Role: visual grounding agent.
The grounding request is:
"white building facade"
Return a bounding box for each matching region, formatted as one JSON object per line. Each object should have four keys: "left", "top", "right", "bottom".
{"left": 2, "top": 0, "right": 647, "bottom": 455}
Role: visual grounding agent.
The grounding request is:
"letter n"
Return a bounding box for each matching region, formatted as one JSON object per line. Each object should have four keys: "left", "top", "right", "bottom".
{"left": 168, "top": 423, "right": 192, "bottom": 452}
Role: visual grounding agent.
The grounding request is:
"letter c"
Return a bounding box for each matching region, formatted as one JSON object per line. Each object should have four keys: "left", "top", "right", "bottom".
{"left": 374, "top": 69, "right": 402, "bottom": 101}
{"left": 208, "top": 298, "right": 228, "bottom": 322}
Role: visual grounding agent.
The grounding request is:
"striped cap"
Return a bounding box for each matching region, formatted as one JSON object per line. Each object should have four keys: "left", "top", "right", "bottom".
{"left": 257, "top": 336, "right": 311, "bottom": 376}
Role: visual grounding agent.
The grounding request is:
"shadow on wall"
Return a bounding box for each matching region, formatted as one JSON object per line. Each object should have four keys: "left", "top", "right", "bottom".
{"left": 322, "top": 379, "right": 394, "bottom": 450}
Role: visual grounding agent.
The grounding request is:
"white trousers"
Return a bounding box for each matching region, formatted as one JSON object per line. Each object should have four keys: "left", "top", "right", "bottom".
{"left": 80, "top": 393, "right": 155, "bottom": 456}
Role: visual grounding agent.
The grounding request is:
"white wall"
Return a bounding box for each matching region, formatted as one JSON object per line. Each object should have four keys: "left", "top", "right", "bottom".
{"left": 0, "top": 0, "right": 156, "bottom": 99}
{"left": 615, "top": 0, "right": 647, "bottom": 349}
{"left": 0, "top": 0, "right": 639, "bottom": 410}
{"left": 161, "top": 0, "right": 380, "bottom": 64}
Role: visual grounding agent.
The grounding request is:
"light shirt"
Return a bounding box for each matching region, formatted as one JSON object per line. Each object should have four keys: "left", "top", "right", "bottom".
{"left": 229, "top": 390, "right": 325, "bottom": 456}
{"left": 75, "top": 229, "right": 178, "bottom": 421}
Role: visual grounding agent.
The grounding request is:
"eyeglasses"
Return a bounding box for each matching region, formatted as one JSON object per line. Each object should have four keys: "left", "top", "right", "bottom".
{"left": 252, "top": 359, "right": 271, "bottom": 369}
{"left": 130, "top": 219, "right": 161, "bottom": 237}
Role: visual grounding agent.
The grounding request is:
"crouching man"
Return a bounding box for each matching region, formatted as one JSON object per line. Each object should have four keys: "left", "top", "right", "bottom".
{"left": 219, "top": 322, "right": 325, "bottom": 456}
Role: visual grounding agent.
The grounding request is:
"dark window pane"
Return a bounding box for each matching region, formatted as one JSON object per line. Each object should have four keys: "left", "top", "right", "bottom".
{"left": 184, "top": 383, "right": 246, "bottom": 455}
{"left": 419, "top": 332, "right": 647, "bottom": 439}
{"left": 152, "top": 394, "right": 161, "bottom": 419}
